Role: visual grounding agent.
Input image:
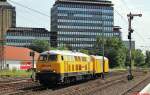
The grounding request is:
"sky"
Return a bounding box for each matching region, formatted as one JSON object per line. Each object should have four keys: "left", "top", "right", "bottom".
{"left": 7, "top": 0, "right": 150, "bottom": 51}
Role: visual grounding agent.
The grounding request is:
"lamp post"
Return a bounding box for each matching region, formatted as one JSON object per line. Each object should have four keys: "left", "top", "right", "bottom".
{"left": 101, "top": 14, "right": 105, "bottom": 79}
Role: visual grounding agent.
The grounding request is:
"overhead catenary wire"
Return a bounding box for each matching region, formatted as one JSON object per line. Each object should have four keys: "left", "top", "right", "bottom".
{"left": 8, "top": 0, "right": 50, "bottom": 18}
{"left": 8, "top": 0, "right": 50, "bottom": 30}
{"left": 10, "top": 0, "right": 128, "bottom": 25}
{"left": 113, "top": 1, "right": 146, "bottom": 50}
{"left": 120, "top": 0, "right": 130, "bottom": 10}
{"left": 114, "top": 9, "right": 128, "bottom": 24}
{"left": 120, "top": 0, "right": 146, "bottom": 44}
{"left": 9, "top": 0, "right": 128, "bottom": 25}
{"left": 9, "top": 0, "right": 127, "bottom": 29}
{"left": 8, "top": 0, "right": 149, "bottom": 51}
{"left": 8, "top": 0, "right": 147, "bottom": 51}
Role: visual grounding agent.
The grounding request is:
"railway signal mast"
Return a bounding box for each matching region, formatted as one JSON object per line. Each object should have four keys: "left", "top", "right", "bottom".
{"left": 127, "top": 12, "right": 142, "bottom": 80}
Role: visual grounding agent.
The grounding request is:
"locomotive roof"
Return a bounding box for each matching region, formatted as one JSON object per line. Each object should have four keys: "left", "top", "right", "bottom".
{"left": 41, "top": 50, "right": 89, "bottom": 57}
{"left": 91, "top": 55, "right": 108, "bottom": 60}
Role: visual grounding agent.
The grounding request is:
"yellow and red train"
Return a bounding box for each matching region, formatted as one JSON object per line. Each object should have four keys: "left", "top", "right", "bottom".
{"left": 35, "top": 50, "right": 109, "bottom": 85}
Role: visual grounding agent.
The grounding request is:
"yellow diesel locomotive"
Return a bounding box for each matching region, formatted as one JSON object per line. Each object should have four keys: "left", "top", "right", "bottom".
{"left": 35, "top": 50, "right": 109, "bottom": 85}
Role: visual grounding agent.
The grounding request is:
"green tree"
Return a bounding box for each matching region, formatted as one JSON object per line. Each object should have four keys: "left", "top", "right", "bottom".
{"left": 125, "top": 49, "right": 130, "bottom": 67}
{"left": 133, "top": 49, "right": 145, "bottom": 67}
{"left": 106, "top": 46, "right": 126, "bottom": 68}
{"left": 28, "top": 40, "right": 50, "bottom": 53}
{"left": 145, "top": 50, "right": 150, "bottom": 67}
{"left": 57, "top": 44, "right": 69, "bottom": 50}
{"left": 50, "top": 44, "right": 70, "bottom": 50}
{"left": 90, "top": 36, "right": 106, "bottom": 55}
{"left": 107, "top": 49, "right": 118, "bottom": 68}
{"left": 92, "top": 37, "right": 127, "bottom": 68}
{"left": 80, "top": 49, "right": 89, "bottom": 55}
{"left": 65, "top": 44, "right": 72, "bottom": 50}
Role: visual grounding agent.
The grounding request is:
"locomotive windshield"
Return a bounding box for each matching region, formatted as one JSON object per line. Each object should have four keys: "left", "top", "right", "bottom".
{"left": 39, "top": 54, "right": 57, "bottom": 61}
{"left": 48, "top": 54, "right": 57, "bottom": 61}
{"left": 39, "top": 55, "right": 48, "bottom": 61}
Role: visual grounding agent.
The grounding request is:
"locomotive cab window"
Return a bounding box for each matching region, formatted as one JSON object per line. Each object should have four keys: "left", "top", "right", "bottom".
{"left": 39, "top": 55, "right": 47, "bottom": 61}
{"left": 48, "top": 55, "right": 57, "bottom": 61}
{"left": 61, "top": 56, "right": 64, "bottom": 61}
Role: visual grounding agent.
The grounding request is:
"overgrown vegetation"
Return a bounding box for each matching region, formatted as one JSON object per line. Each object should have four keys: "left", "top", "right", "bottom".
{"left": 28, "top": 40, "right": 70, "bottom": 53}
{"left": 28, "top": 40, "right": 50, "bottom": 53}
{"left": 0, "top": 70, "right": 31, "bottom": 77}
{"left": 90, "top": 37, "right": 127, "bottom": 68}
{"left": 145, "top": 50, "right": 150, "bottom": 67}
{"left": 90, "top": 36, "right": 147, "bottom": 69}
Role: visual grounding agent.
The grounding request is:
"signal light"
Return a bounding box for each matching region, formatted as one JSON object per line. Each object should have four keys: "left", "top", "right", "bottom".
{"left": 128, "top": 33, "right": 131, "bottom": 39}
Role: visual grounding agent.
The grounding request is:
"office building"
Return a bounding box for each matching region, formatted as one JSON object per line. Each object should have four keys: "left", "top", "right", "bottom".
{"left": 51, "top": 0, "right": 121, "bottom": 50}
{"left": 0, "top": 0, "right": 16, "bottom": 39}
{"left": 113, "top": 26, "right": 122, "bottom": 39}
{"left": 6, "top": 27, "right": 51, "bottom": 47}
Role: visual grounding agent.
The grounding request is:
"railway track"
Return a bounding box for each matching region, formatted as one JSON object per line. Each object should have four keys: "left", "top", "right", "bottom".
{"left": 15, "top": 72, "right": 127, "bottom": 95}
{"left": 0, "top": 77, "right": 30, "bottom": 83}
{"left": 43, "top": 71, "right": 130, "bottom": 95}
{"left": 0, "top": 78, "right": 40, "bottom": 95}
{"left": 120, "top": 72, "right": 150, "bottom": 95}
{"left": 0, "top": 70, "right": 147, "bottom": 95}
{"left": 63, "top": 76, "right": 126, "bottom": 95}
{"left": 0, "top": 79, "right": 30, "bottom": 85}
{"left": 45, "top": 70, "right": 147, "bottom": 95}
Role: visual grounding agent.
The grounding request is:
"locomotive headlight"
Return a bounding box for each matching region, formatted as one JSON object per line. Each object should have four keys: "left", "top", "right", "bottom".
{"left": 53, "top": 70, "right": 56, "bottom": 72}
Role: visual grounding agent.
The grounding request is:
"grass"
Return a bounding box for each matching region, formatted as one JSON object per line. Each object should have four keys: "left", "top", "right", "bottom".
{"left": 110, "top": 67, "right": 127, "bottom": 72}
{"left": 110, "top": 66, "right": 150, "bottom": 72}
{"left": 0, "top": 70, "right": 32, "bottom": 78}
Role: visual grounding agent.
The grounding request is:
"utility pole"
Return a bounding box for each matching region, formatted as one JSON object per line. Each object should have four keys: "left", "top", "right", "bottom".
{"left": 127, "top": 12, "right": 142, "bottom": 80}
{"left": 30, "top": 51, "right": 35, "bottom": 81}
{"left": 0, "top": 7, "right": 5, "bottom": 70}
{"left": 101, "top": 14, "right": 105, "bottom": 79}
